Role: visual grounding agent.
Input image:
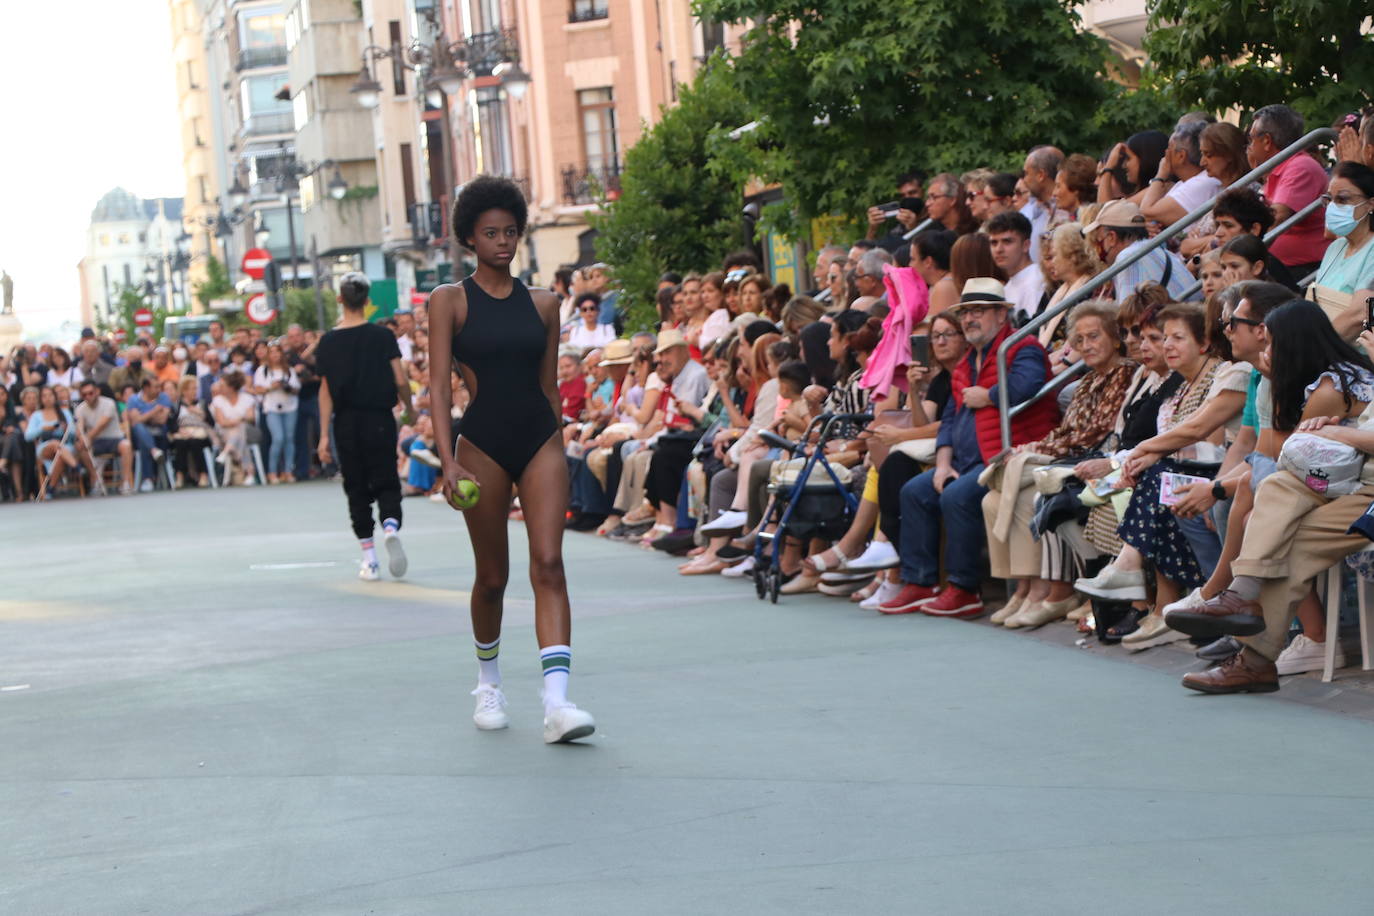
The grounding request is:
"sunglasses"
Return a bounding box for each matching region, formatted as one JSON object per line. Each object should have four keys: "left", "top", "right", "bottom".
{"left": 580, "top": 307, "right": 598, "bottom": 313}
{"left": 1226, "top": 315, "right": 1263, "bottom": 330}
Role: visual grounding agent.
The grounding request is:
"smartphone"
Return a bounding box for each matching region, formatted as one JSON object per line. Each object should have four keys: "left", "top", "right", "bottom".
{"left": 876, "top": 199, "right": 900, "bottom": 218}
{"left": 899, "top": 196, "right": 926, "bottom": 216}
{"left": 909, "top": 334, "right": 930, "bottom": 367}
{"left": 1365, "top": 295, "right": 1374, "bottom": 331}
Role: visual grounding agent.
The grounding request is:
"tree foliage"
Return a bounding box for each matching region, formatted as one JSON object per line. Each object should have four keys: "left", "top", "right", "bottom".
{"left": 193, "top": 255, "right": 236, "bottom": 311}
{"left": 1145, "top": 0, "right": 1374, "bottom": 124}
{"left": 694, "top": 0, "right": 1134, "bottom": 239}
{"left": 590, "top": 57, "right": 754, "bottom": 329}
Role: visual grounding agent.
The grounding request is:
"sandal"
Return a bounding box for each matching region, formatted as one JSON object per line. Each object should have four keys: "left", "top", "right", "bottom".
{"left": 850, "top": 578, "right": 882, "bottom": 603}
{"left": 639, "top": 523, "right": 672, "bottom": 546}
{"left": 804, "top": 545, "right": 853, "bottom": 574}
{"left": 1102, "top": 607, "right": 1147, "bottom": 643}
{"left": 686, "top": 546, "right": 707, "bottom": 558}
{"left": 680, "top": 557, "right": 726, "bottom": 576}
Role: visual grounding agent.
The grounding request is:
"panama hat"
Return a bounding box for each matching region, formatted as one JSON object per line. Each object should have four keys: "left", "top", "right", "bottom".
{"left": 600, "top": 338, "right": 635, "bottom": 365}
{"left": 653, "top": 328, "right": 689, "bottom": 354}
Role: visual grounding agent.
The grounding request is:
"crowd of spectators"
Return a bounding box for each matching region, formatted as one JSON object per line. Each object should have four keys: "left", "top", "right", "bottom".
{"left": 11, "top": 101, "right": 1374, "bottom": 695}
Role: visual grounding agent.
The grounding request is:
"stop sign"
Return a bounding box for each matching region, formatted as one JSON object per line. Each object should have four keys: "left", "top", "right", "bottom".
{"left": 133, "top": 308, "right": 153, "bottom": 328}
{"left": 244, "top": 293, "right": 277, "bottom": 325}
{"left": 241, "top": 247, "right": 272, "bottom": 280}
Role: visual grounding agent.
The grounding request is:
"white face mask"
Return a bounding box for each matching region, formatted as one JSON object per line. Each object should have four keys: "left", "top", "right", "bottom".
{"left": 173, "top": 348, "right": 188, "bottom": 361}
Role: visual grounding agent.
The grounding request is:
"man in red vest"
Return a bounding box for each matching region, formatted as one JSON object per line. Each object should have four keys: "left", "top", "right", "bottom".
{"left": 879, "top": 278, "right": 1058, "bottom": 618}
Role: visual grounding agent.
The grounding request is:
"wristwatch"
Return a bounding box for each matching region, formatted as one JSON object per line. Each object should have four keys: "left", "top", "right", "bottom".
{"left": 1211, "top": 479, "right": 1227, "bottom": 501}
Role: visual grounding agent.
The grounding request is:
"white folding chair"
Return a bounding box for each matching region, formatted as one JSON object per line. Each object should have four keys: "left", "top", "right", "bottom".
{"left": 1320, "top": 565, "right": 1374, "bottom": 682}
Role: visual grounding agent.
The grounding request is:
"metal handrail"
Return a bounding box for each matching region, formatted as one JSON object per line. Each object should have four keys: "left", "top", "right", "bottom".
{"left": 902, "top": 217, "right": 936, "bottom": 241}
{"left": 1009, "top": 360, "right": 1088, "bottom": 419}
{"left": 1175, "top": 193, "right": 1328, "bottom": 300}
{"left": 994, "top": 126, "right": 1337, "bottom": 454}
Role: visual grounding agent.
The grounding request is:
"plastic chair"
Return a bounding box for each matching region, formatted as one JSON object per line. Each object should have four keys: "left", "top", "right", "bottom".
{"left": 1320, "top": 565, "right": 1374, "bottom": 682}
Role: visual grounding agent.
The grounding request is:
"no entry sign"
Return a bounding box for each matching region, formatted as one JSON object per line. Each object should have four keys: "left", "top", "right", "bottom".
{"left": 241, "top": 248, "right": 272, "bottom": 281}
{"left": 133, "top": 308, "right": 153, "bottom": 328}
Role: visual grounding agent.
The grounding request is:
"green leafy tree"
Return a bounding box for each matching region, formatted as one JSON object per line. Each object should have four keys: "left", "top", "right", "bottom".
{"left": 1146, "top": 0, "right": 1374, "bottom": 123}
{"left": 590, "top": 57, "right": 755, "bottom": 329}
{"left": 193, "top": 255, "right": 236, "bottom": 311}
{"left": 695, "top": 0, "right": 1135, "bottom": 240}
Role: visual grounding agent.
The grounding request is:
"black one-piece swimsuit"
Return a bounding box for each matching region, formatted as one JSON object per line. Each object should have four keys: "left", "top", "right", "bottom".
{"left": 452, "top": 275, "right": 559, "bottom": 479}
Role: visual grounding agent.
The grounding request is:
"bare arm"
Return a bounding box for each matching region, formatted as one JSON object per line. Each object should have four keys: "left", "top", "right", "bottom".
{"left": 532, "top": 287, "right": 563, "bottom": 424}
{"left": 428, "top": 283, "right": 463, "bottom": 473}
{"left": 390, "top": 357, "right": 413, "bottom": 417}
{"left": 1133, "top": 390, "right": 1246, "bottom": 455}
{"left": 316, "top": 377, "right": 333, "bottom": 455}
{"left": 1331, "top": 288, "right": 1371, "bottom": 341}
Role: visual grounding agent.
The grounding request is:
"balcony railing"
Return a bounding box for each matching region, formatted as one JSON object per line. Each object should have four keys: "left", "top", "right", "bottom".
{"left": 569, "top": 2, "right": 609, "bottom": 23}
{"left": 561, "top": 162, "right": 621, "bottom": 205}
{"left": 458, "top": 28, "right": 520, "bottom": 77}
{"left": 240, "top": 112, "right": 294, "bottom": 137}
{"left": 236, "top": 44, "right": 288, "bottom": 71}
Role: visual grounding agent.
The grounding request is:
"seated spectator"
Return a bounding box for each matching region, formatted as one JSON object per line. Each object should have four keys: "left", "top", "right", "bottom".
{"left": 45, "top": 347, "right": 77, "bottom": 393}
{"left": 1248, "top": 103, "right": 1329, "bottom": 277}
{"left": 925, "top": 173, "right": 980, "bottom": 234}
{"left": 1085, "top": 200, "right": 1196, "bottom": 301}
{"left": 212, "top": 369, "right": 257, "bottom": 486}
{"left": 780, "top": 296, "right": 826, "bottom": 337}
{"left": 73, "top": 340, "right": 112, "bottom": 392}
{"left": 975, "top": 172, "right": 1018, "bottom": 225}
{"left": 1179, "top": 122, "right": 1251, "bottom": 258}
{"left": 698, "top": 272, "right": 732, "bottom": 349}
{"left": 1335, "top": 110, "right": 1374, "bottom": 169}
{"left": 949, "top": 232, "right": 1006, "bottom": 290}
{"left": 865, "top": 171, "right": 926, "bottom": 251}
{"left": 568, "top": 292, "right": 616, "bottom": 350}
{"left": 1098, "top": 130, "right": 1169, "bottom": 204}
{"left": 640, "top": 329, "right": 713, "bottom": 539}
{"left": 109, "top": 345, "right": 155, "bottom": 395}
{"left": 25, "top": 385, "right": 76, "bottom": 496}
{"left": 739, "top": 274, "right": 772, "bottom": 319}
{"left": 1141, "top": 119, "right": 1223, "bottom": 228}
{"left": 1309, "top": 160, "right": 1374, "bottom": 339}
{"left": 150, "top": 346, "right": 181, "bottom": 384}
{"left": 1053, "top": 154, "right": 1098, "bottom": 219}
{"left": 987, "top": 211, "right": 1044, "bottom": 323}
{"left": 73, "top": 379, "right": 132, "bottom": 495}
{"left": 878, "top": 279, "right": 1057, "bottom": 617}
{"left": 126, "top": 376, "right": 173, "bottom": 492}
{"left": 853, "top": 249, "right": 893, "bottom": 302}
{"left": 987, "top": 301, "right": 1138, "bottom": 628}
{"left": 825, "top": 257, "right": 848, "bottom": 308}
{"left": 3, "top": 386, "right": 38, "bottom": 498}
{"left": 558, "top": 352, "right": 587, "bottom": 423}
{"left": 169, "top": 376, "right": 213, "bottom": 487}
{"left": 1219, "top": 235, "right": 1282, "bottom": 287}
{"left": 909, "top": 228, "right": 959, "bottom": 318}
{"left": 1020, "top": 145, "right": 1067, "bottom": 255}
{"left": 1038, "top": 223, "right": 1101, "bottom": 356}
{"left": 197, "top": 349, "right": 223, "bottom": 405}
{"left": 1198, "top": 250, "right": 1227, "bottom": 299}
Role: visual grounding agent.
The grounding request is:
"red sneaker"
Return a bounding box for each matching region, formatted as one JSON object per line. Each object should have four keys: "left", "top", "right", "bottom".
{"left": 877, "top": 583, "right": 940, "bottom": 615}
{"left": 919, "top": 585, "right": 984, "bottom": 619}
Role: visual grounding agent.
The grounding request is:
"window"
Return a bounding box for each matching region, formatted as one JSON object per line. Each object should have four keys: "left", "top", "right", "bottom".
{"left": 389, "top": 21, "right": 406, "bottom": 95}
{"left": 197, "top": 177, "right": 208, "bottom": 204}
{"left": 570, "top": 0, "right": 608, "bottom": 22}
{"left": 577, "top": 87, "right": 618, "bottom": 172}
{"left": 242, "top": 73, "right": 290, "bottom": 116}
{"left": 474, "top": 87, "right": 512, "bottom": 176}
{"left": 185, "top": 60, "right": 199, "bottom": 89}
{"left": 400, "top": 142, "right": 417, "bottom": 210}
{"left": 292, "top": 88, "right": 311, "bottom": 132}
{"left": 99, "top": 234, "right": 110, "bottom": 247}
{"left": 471, "top": 0, "right": 502, "bottom": 32}
{"left": 284, "top": 0, "right": 309, "bottom": 50}
{"left": 240, "top": 8, "right": 285, "bottom": 48}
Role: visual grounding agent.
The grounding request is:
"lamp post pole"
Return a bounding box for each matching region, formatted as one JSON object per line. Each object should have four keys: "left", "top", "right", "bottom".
{"left": 310, "top": 236, "right": 326, "bottom": 331}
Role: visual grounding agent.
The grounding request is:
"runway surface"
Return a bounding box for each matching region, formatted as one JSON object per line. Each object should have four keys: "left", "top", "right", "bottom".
{"left": 4, "top": 483, "right": 1374, "bottom": 914}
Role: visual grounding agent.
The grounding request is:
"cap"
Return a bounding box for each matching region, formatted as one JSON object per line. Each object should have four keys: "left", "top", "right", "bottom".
{"left": 1083, "top": 199, "right": 1146, "bottom": 233}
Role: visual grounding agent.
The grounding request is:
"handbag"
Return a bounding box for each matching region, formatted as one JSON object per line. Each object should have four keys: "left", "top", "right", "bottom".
{"left": 769, "top": 456, "right": 853, "bottom": 489}
{"left": 863, "top": 408, "right": 911, "bottom": 468}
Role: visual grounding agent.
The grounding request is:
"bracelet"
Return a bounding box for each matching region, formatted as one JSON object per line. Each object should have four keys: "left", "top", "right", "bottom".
{"left": 1148, "top": 177, "right": 1169, "bottom": 185}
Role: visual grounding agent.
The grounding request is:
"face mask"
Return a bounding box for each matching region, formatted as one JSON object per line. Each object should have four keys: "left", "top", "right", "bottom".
{"left": 129, "top": 360, "right": 142, "bottom": 370}
{"left": 1326, "top": 203, "right": 1364, "bottom": 238}
{"left": 173, "top": 348, "right": 187, "bottom": 361}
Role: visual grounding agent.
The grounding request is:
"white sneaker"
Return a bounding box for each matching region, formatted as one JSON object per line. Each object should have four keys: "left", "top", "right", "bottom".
{"left": 118, "top": 483, "right": 134, "bottom": 496}
{"left": 358, "top": 561, "right": 380, "bottom": 582}
{"left": 383, "top": 530, "right": 407, "bottom": 578}
{"left": 412, "top": 447, "right": 443, "bottom": 469}
{"left": 242, "top": 476, "right": 257, "bottom": 487}
{"left": 1276, "top": 633, "right": 1346, "bottom": 676}
{"left": 150, "top": 447, "right": 164, "bottom": 462}
{"left": 721, "top": 555, "right": 755, "bottom": 578}
{"left": 91, "top": 482, "right": 108, "bottom": 498}
{"left": 845, "top": 541, "right": 900, "bottom": 572}
{"left": 471, "top": 684, "right": 509, "bottom": 730}
{"left": 700, "top": 509, "right": 749, "bottom": 534}
{"left": 543, "top": 703, "right": 595, "bottom": 744}
{"left": 1075, "top": 564, "right": 1147, "bottom": 600}
{"left": 1162, "top": 586, "right": 1207, "bottom": 618}
{"left": 138, "top": 479, "right": 155, "bottom": 493}
{"left": 860, "top": 579, "right": 904, "bottom": 610}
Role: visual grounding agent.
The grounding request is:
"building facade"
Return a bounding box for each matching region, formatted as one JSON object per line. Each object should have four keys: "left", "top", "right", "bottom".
{"left": 79, "top": 190, "right": 187, "bottom": 329}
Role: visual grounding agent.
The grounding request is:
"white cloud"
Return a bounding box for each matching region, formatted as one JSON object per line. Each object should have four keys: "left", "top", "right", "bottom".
{"left": 0, "top": 1, "right": 184, "bottom": 337}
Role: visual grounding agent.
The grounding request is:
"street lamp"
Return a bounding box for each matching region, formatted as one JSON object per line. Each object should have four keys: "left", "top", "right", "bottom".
{"left": 327, "top": 167, "right": 348, "bottom": 201}
{"left": 494, "top": 61, "right": 530, "bottom": 99}
{"left": 349, "top": 64, "right": 383, "bottom": 110}
{"left": 228, "top": 175, "right": 249, "bottom": 209}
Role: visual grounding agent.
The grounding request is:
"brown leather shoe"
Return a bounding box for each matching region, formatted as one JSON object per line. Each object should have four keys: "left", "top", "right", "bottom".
{"left": 1164, "top": 589, "right": 1265, "bottom": 638}
{"left": 1181, "top": 648, "right": 1279, "bottom": 694}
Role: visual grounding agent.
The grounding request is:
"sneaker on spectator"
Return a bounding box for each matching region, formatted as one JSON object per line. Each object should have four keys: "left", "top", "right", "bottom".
{"left": 877, "top": 583, "right": 940, "bottom": 615}
{"left": 358, "top": 561, "right": 380, "bottom": 582}
{"left": 1121, "top": 613, "right": 1189, "bottom": 651}
{"left": 91, "top": 481, "right": 108, "bottom": 498}
{"left": 1162, "top": 586, "right": 1207, "bottom": 617}
{"left": 721, "top": 556, "right": 755, "bottom": 578}
{"left": 471, "top": 684, "right": 509, "bottom": 730}
{"left": 1276, "top": 633, "right": 1345, "bottom": 675}
{"left": 412, "top": 447, "right": 442, "bottom": 469}
{"left": 150, "top": 447, "right": 164, "bottom": 462}
{"left": 118, "top": 482, "right": 134, "bottom": 496}
{"left": 860, "top": 579, "right": 904, "bottom": 610}
{"left": 844, "top": 541, "right": 900, "bottom": 572}
{"left": 1075, "top": 564, "right": 1147, "bottom": 600}
{"left": 138, "top": 479, "right": 154, "bottom": 493}
{"left": 699, "top": 509, "right": 748, "bottom": 534}
{"left": 920, "top": 585, "right": 984, "bottom": 619}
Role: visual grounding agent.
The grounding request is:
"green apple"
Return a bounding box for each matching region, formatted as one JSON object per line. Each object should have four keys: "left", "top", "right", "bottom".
{"left": 449, "top": 479, "right": 480, "bottom": 510}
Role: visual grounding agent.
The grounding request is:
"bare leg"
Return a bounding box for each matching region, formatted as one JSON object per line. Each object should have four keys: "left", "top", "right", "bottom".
{"left": 1154, "top": 572, "right": 1181, "bottom": 615}
{"left": 456, "top": 437, "right": 514, "bottom": 647}
{"left": 1201, "top": 481, "right": 1252, "bottom": 599}
{"left": 515, "top": 435, "right": 574, "bottom": 648}
{"left": 1295, "top": 588, "right": 1326, "bottom": 642}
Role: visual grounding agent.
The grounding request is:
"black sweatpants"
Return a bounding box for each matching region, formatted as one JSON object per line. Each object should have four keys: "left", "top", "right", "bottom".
{"left": 334, "top": 409, "right": 402, "bottom": 540}
{"left": 645, "top": 435, "right": 699, "bottom": 509}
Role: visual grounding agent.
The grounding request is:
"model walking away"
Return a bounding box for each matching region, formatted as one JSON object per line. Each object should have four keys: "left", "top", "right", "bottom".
{"left": 429, "top": 175, "right": 595, "bottom": 745}
{"left": 316, "top": 272, "right": 415, "bottom": 581}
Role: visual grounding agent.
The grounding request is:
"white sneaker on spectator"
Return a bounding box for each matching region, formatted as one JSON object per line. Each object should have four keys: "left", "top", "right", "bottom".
{"left": 860, "top": 579, "right": 904, "bottom": 610}
{"left": 383, "top": 530, "right": 407, "bottom": 578}
{"left": 412, "top": 447, "right": 442, "bottom": 469}
{"left": 150, "top": 447, "right": 164, "bottom": 462}
{"left": 1276, "top": 634, "right": 1345, "bottom": 676}
{"left": 138, "top": 479, "right": 154, "bottom": 493}
{"left": 844, "top": 540, "right": 900, "bottom": 572}
{"left": 358, "top": 561, "right": 380, "bottom": 582}
{"left": 543, "top": 703, "right": 595, "bottom": 744}
{"left": 471, "top": 684, "right": 509, "bottom": 730}
{"left": 119, "top": 482, "right": 134, "bottom": 496}
{"left": 1075, "top": 564, "right": 1147, "bottom": 600}
{"left": 91, "top": 481, "right": 108, "bottom": 498}
{"left": 242, "top": 476, "right": 256, "bottom": 486}
{"left": 721, "top": 556, "right": 755, "bottom": 578}
{"left": 1162, "top": 586, "right": 1207, "bottom": 617}
{"left": 700, "top": 509, "right": 749, "bottom": 534}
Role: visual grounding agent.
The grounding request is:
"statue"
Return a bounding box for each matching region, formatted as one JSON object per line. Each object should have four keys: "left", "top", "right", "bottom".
{"left": 1, "top": 271, "right": 11, "bottom": 314}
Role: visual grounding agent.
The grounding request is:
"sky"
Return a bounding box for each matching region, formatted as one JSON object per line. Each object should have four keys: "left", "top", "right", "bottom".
{"left": 0, "top": 1, "right": 184, "bottom": 339}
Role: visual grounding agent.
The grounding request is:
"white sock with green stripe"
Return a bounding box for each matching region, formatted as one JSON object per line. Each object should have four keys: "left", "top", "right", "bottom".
{"left": 475, "top": 637, "right": 501, "bottom": 687}
{"left": 540, "top": 645, "right": 571, "bottom": 712}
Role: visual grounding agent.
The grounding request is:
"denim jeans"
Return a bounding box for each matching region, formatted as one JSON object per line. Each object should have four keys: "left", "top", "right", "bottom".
{"left": 898, "top": 464, "right": 988, "bottom": 591}
{"left": 129, "top": 423, "right": 162, "bottom": 481}
{"left": 265, "top": 410, "right": 297, "bottom": 475}
{"left": 294, "top": 392, "right": 320, "bottom": 479}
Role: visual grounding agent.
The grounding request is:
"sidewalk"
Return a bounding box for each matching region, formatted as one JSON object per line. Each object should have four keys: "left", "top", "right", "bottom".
{"left": 3, "top": 486, "right": 1374, "bottom": 914}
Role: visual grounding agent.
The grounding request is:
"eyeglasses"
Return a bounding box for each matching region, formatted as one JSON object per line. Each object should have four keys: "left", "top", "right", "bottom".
{"left": 1323, "top": 192, "right": 1369, "bottom": 207}
{"left": 1246, "top": 130, "right": 1271, "bottom": 147}
{"left": 1226, "top": 315, "right": 1263, "bottom": 330}
{"left": 930, "top": 331, "right": 962, "bottom": 342}
{"left": 958, "top": 304, "right": 1005, "bottom": 319}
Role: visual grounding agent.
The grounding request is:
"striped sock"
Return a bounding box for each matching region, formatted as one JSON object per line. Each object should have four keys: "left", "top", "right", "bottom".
{"left": 540, "top": 645, "right": 571, "bottom": 711}
{"left": 359, "top": 538, "right": 377, "bottom": 565}
{"left": 475, "top": 637, "right": 501, "bottom": 686}
{"left": 382, "top": 517, "right": 399, "bottom": 534}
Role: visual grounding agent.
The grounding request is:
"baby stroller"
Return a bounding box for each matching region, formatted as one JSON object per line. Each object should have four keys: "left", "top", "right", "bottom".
{"left": 752, "top": 411, "right": 873, "bottom": 603}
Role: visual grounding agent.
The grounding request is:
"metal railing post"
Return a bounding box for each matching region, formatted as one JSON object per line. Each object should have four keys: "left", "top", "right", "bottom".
{"left": 993, "top": 127, "right": 1337, "bottom": 456}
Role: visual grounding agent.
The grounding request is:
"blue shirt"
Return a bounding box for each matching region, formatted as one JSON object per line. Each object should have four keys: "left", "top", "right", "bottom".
{"left": 597, "top": 289, "right": 620, "bottom": 326}
{"left": 935, "top": 336, "right": 1050, "bottom": 473}
{"left": 1114, "top": 238, "right": 1199, "bottom": 302}
{"left": 128, "top": 393, "right": 173, "bottom": 428}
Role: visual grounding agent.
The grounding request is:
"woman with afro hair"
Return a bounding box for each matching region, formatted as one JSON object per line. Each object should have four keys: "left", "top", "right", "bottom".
{"left": 429, "top": 175, "right": 596, "bottom": 744}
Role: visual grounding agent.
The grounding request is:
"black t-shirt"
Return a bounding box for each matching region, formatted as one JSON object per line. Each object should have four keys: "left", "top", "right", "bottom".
{"left": 926, "top": 369, "right": 954, "bottom": 419}
{"left": 287, "top": 348, "right": 321, "bottom": 398}
{"left": 314, "top": 323, "right": 401, "bottom": 413}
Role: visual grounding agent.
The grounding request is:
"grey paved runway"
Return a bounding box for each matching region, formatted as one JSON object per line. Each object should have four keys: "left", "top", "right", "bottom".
{"left": 4, "top": 483, "right": 1374, "bottom": 914}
